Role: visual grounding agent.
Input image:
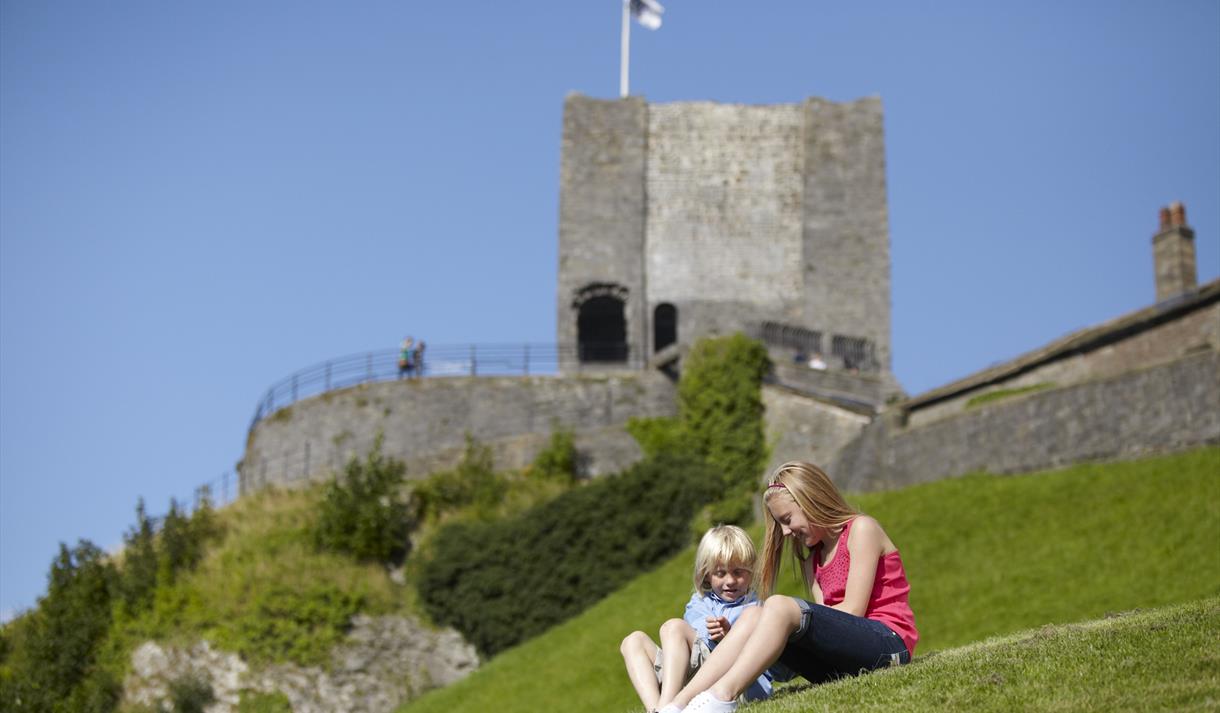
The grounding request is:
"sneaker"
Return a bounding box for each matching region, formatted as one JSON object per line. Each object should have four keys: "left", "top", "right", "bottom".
{"left": 685, "top": 690, "right": 738, "bottom": 713}
{"left": 656, "top": 705, "right": 684, "bottom": 713}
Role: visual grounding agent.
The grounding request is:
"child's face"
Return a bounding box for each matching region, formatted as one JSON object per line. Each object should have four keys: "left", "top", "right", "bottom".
{"left": 707, "top": 562, "right": 753, "bottom": 602}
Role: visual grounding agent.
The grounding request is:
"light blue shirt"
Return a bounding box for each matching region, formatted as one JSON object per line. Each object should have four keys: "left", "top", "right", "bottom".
{"left": 682, "top": 591, "right": 773, "bottom": 701}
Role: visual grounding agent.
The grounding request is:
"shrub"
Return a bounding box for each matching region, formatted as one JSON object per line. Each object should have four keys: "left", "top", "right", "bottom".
{"left": 528, "top": 428, "right": 579, "bottom": 483}
{"left": 417, "top": 453, "right": 720, "bottom": 656}
{"left": 237, "top": 691, "right": 293, "bottom": 713}
{"left": 313, "top": 435, "right": 412, "bottom": 564}
{"left": 119, "top": 499, "right": 159, "bottom": 615}
{"left": 0, "top": 540, "right": 119, "bottom": 712}
{"left": 677, "top": 334, "right": 771, "bottom": 494}
{"left": 215, "top": 583, "right": 363, "bottom": 666}
{"left": 166, "top": 673, "right": 214, "bottom": 713}
{"left": 411, "top": 435, "right": 505, "bottom": 523}
{"left": 625, "top": 416, "right": 689, "bottom": 459}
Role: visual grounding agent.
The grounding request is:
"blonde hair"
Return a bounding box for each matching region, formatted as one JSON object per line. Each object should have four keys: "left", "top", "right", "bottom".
{"left": 758, "top": 461, "right": 858, "bottom": 597}
{"left": 693, "top": 525, "right": 758, "bottom": 595}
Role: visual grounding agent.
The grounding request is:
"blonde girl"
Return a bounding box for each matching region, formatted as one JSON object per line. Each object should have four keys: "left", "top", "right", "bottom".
{"left": 657, "top": 462, "right": 918, "bottom": 713}
{"left": 621, "top": 525, "right": 774, "bottom": 713}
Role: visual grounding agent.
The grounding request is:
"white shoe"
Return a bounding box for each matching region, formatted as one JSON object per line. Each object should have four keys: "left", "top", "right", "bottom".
{"left": 684, "top": 690, "right": 738, "bottom": 713}
{"left": 656, "top": 705, "right": 684, "bottom": 713}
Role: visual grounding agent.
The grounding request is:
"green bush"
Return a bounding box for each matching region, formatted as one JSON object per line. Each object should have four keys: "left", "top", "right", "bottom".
{"left": 411, "top": 435, "right": 505, "bottom": 523}
{"left": 625, "top": 416, "right": 688, "bottom": 459}
{"left": 677, "top": 334, "right": 771, "bottom": 494}
{"left": 417, "top": 453, "right": 720, "bottom": 657}
{"left": 237, "top": 691, "right": 293, "bottom": 713}
{"left": 166, "top": 673, "right": 214, "bottom": 713}
{"left": 215, "top": 583, "right": 363, "bottom": 666}
{"left": 314, "top": 436, "right": 412, "bottom": 563}
{"left": 119, "top": 499, "right": 159, "bottom": 616}
{"left": 528, "top": 428, "right": 578, "bottom": 483}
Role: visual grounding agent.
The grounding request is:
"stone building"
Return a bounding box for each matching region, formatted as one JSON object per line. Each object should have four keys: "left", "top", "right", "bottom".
{"left": 240, "top": 93, "right": 1217, "bottom": 496}
{"left": 832, "top": 203, "right": 1220, "bottom": 490}
{"left": 556, "top": 94, "right": 899, "bottom": 404}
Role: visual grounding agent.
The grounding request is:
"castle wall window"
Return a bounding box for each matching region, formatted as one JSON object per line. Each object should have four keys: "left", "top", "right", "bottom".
{"left": 654, "top": 303, "right": 677, "bottom": 352}
{"left": 578, "top": 294, "right": 628, "bottom": 363}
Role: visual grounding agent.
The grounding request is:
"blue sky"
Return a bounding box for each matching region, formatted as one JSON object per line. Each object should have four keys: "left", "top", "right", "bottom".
{"left": 2, "top": 1, "right": 1217, "bottom": 619}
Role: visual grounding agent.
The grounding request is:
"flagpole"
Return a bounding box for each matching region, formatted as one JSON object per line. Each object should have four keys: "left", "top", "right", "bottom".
{"left": 620, "top": 0, "right": 630, "bottom": 98}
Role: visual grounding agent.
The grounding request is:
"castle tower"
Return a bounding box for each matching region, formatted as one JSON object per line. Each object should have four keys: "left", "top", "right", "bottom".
{"left": 557, "top": 94, "right": 895, "bottom": 392}
{"left": 1153, "top": 201, "right": 1197, "bottom": 302}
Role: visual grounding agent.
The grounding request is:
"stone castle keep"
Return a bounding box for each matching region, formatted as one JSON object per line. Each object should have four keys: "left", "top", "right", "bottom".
{"left": 238, "top": 95, "right": 1219, "bottom": 494}
{"left": 557, "top": 95, "right": 895, "bottom": 397}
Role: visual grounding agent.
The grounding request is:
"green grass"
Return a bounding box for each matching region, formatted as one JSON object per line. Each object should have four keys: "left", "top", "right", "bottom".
{"left": 399, "top": 447, "right": 1220, "bottom": 713}
{"left": 964, "top": 382, "right": 1056, "bottom": 408}
{"left": 753, "top": 597, "right": 1220, "bottom": 712}
{"left": 109, "top": 485, "right": 423, "bottom": 669}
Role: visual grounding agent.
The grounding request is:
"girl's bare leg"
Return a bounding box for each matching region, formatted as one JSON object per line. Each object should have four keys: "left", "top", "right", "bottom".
{"left": 656, "top": 619, "right": 697, "bottom": 707}
{"left": 620, "top": 631, "right": 661, "bottom": 711}
{"left": 671, "top": 597, "right": 802, "bottom": 708}
{"left": 664, "top": 605, "right": 761, "bottom": 708}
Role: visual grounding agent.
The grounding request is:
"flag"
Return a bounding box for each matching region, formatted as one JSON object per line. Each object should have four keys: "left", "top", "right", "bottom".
{"left": 630, "top": 0, "right": 664, "bottom": 30}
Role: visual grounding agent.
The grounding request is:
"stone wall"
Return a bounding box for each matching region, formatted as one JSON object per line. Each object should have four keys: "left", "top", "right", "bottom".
{"left": 646, "top": 103, "right": 805, "bottom": 314}
{"left": 831, "top": 350, "right": 1220, "bottom": 490}
{"left": 762, "top": 384, "right": 872, "bottom": 477}
{"left": 123, "top": 615, "right": 478, "bottom": 713}
{"left": 239, "top": 372, "right": 677, "bottom": 493}
{"left": 907, "top": 299, "right": 1220, "bottom": 428}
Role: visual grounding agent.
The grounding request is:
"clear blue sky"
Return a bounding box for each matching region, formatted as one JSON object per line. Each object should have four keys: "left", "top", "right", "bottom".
{"left": 2, "top": 1, "right": 1217, "bottom": 620}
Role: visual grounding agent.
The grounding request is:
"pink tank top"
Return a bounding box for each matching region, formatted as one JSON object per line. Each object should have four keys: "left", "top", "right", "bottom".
{"left": 813, "top": 517, "right": 919, "bottom": 655}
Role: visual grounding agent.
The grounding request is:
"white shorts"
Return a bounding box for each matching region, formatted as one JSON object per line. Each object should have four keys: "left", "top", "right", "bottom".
{"left": 652, "top": 638, "right": 712, "bottom": 684}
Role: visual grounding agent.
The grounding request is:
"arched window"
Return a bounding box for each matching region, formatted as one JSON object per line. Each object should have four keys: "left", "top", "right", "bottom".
{"left": 576, "top": 285, "right": 628, "bottom": 363}
{"left": 654, "top": 303, "right": 677, "bottom": 352}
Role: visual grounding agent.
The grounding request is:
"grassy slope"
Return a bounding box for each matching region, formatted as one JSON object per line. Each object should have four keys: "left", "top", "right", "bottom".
{"left": 758, "top": 597, "right": 1220, "bottom": 712}
{"left": 400, "top": 448, "right": 1220, "bottom": 713}
{"left": 108, "top": 485, "right": 423, "bottom": 669}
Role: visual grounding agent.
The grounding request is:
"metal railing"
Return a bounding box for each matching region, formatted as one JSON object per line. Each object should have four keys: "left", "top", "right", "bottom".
{"left": 248, "top": 342, "right": 642, "bottom": 430}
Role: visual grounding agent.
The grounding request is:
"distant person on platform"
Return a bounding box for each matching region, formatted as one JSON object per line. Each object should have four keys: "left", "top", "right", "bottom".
{"left": 413, "top": 340, "right": 426, "bottom": 379}
{"left": 808, "top": 353, "right": 827, "bottom": 371}
{"left": 399, "top": 336, "right": 414, "bottom": 379}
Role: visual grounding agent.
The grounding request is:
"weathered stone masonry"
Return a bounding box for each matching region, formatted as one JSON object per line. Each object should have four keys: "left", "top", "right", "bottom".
{"left": 239, "top": 372, "right": 677, "bottom": 492}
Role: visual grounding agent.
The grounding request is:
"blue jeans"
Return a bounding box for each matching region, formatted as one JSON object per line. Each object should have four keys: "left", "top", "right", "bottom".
{"left": 776, "top": 598, "right": 911, "bottom": 685}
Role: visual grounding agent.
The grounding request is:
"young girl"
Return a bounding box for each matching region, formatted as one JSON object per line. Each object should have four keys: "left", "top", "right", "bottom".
{"left": 657, "top": 461, "right": 918, "bottom": 713}
{"left": 621, "top": 525, "right": 774, "bottom": 713}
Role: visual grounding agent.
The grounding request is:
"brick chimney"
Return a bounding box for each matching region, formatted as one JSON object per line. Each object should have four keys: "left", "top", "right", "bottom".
{"left": 1152, "top": 201, "right": 1197, "bottom": 302}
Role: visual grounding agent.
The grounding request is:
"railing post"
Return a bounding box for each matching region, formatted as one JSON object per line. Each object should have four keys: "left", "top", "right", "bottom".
{"left": 366, "top": 353, "right": 373, "bottom": 383}
{"left": 524, "top": 344, "right": 530, "bottom": 375}
{"left": 325, "top": 361, "right": 331, "bottom": 391}
{"left": 470, "top": 345, "right": 477, "bottom": 376}
{"left": 291, "top": 374, "right": 298, "bottom": 404}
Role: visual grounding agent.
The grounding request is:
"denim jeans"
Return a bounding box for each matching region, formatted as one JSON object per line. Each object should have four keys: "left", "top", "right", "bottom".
{"left": 776, "top": 598, "right": 911, "bottom": 685}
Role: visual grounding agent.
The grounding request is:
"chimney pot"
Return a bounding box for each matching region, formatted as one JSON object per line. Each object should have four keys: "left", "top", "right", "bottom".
{"left": 1170, "top": 201, "right": 1186, "bottom": 227}
{"left": 1153, "top": 202, "right": 1197, "bottom": 302}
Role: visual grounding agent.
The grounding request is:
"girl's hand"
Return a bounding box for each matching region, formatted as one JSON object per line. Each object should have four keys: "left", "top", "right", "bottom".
{"left": 706, "top": 616, "right": 731, "bottom": 641}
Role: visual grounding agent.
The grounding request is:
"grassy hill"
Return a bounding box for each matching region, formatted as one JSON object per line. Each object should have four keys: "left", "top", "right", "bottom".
{"left": 399, "top": 447, "right": 1220, "bottom": 713}
{"left": 747, "top": 596, "right": 1220, "bottom": 712}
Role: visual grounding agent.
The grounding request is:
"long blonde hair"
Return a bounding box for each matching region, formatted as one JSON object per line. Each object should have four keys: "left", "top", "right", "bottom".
{"left": 757, "top": 461, "right": 858, "bottom": 596}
